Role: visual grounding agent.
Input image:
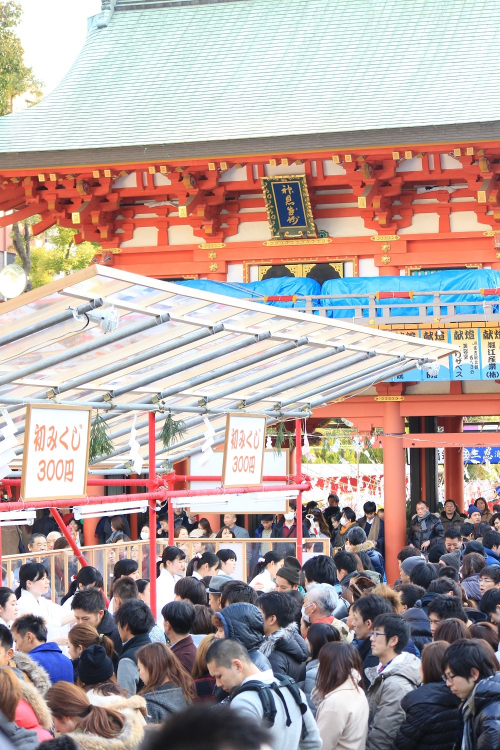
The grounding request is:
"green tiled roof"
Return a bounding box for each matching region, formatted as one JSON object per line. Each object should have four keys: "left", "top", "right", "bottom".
{"left": 1, "top": 0, "right": 500, "bottom": 165}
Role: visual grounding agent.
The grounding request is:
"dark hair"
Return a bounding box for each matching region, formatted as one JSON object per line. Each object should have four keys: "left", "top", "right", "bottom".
{"left": 39, "top": 737, "right": 79, "bottom": 750}
{"left": 302, "top": 555, "right": 337, "bottom": 586}
{"left": 444, "top": 527, "right": 461, "bottom": 540}
{"left": 316, "top": 642, "right": 364, "bottom": 697}
{"left": 428, "top": 577, "right": 462, "bottom": 597}
{"left": 491, "top": 512, "right": 500, "bottom": 528}
{"left": 206, "top": 637, "right": 251, "bottom": 668}
{"left": 421, "top": 640, "right": 449, "bottom": 683}
{"left": 355, "top": 550, "right": 374, "bottom": 572}
{"left": 145, "top": 703, "right": 272, "bottom": 750}
{"left": 372, "top": 613, "right": 410, "bottom": 653}
{"left": 434, "top": 618, "right": 472, "bottom": 643}
{"left": 12, "top": 614, "right": 47, "bottom": 642}
{"left": 306, "top": 622, "right": 341, "bottom": 660}
{"left": 397, "top": 546, "right": 423, "bottom": 562}
{"left": 461, "top": 552, "right": 486, "bottom": 579}
{"left": 216, "top": 548, "right": 237, "bottom": 563}
{"left": 351, "top": 594, "right": 393, "bottom": 623}
{"left": 186, "top": 551, "right": 220, "bottom": 577}
{"left": 220, "top": 581, "right": 258, "bottom": 608}
{"left": 394, "top": 584, "right": 425, "bottom": 610}
{"left": 136, "top": 579, "right": 150, "bottom": 595}
{"left": 346, "top": 526, "right": 367, "bottom": 546}
{"left": 0, "top": 587, "right": 16, "bottom": 611}
{"left": 251, "top": 550, "right": 283, "bottom": 580}
{"left": 479, "top": 588, "right": 500, "bottom": 615}
{"left": 162, "top": 600, "right": 196, "bottom": 634}
{"left": 162, "top": 546, "right": 187, "bottom": 566}
{"left": 460, "top": 522, "right": 474, "bottom": 537}
{"left": 443, "top": 638, "right": 499, "bottom": 680}
{"left": 72, "top": 588, "right": 106, "bottom": 614}
{"left": 475, "top": 497, "right": 488, "bottom": 510}
{"left": 28, "top": 533, "right": 46, "bottom": 547}
{"left": 110, "top": 516, "right": 126, "bottom": 532}
{"left": 112, "top": 559, "right": 138, "bottom": 585}
{"left": 15, "top": 562, "right": 46, "bottom": 599}
{"left": 333, "top": 551, "right": 358, "bottom": 576}
{"left": 410, "top": 563, "right": 438, "bottom": 589}
{"left": 197, "top": 518, "right": 214, "bottom": 537}
{"left": 363, "top": 501, "right": 377, "bottom": 514}
{"left": 114, "top": 599, "right": 155, "bottom": 635}
{"left": 308, "top": 509, "right": 330, "bottom": 537}
{"left": 438, "top": 566, "right": 460, "bottom": 583}
{"left": 61, "top": 566, "right": 103, "bottom": 605}
{"left": 112, "top": 576, "right": 139, "bottom": 602}
{"left": 342, "top": 507, "right": 356, "bottom": 523}
{"left": 174, "top": 576, "right": 207, "bottom": 605}
{"left": 328, "top": 494, "right": 340, "bottom": 504}
{"left": 474, "top": 523, "right": 491, "bottom": 540}
{"left": 427, "top": 545, "right": 446, "bottom": 563}
{"left": 479, "top": 565, "right": 500, "bottom": 585}
{"left": 258, "top": 592, "right": 296, "bottom": 628}
{"left": 137, "top": 642, "right": 195, "bottom": 702}
{"left": 415, "top": 500, "right": 429, "bottom": 507}
{"left": 190, "top": 604, "right": 216, "bottom": 635}
{"left": 427, "top": 595, "right": 467, "bottom": 623}
{"left": 483, "top": 530, "right": 500, "bottom": 550}
{"left": 46, "top": 683, "right": 124, "bottom": 738}
{"left": 469, "top": 622, "right": 499, "bottom": 650}
{"left": 215, "top": 527, "right": 236, "bottom": 539}
{"left": 0, "top": 623, "right": 13, "bottom": 649}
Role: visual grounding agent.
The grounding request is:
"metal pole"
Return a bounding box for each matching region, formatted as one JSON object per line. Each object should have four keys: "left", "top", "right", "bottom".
{"left": 148, "top": 412, "right": 157, "bottom": 621}
{"left": 295, "top": 419, "right": 303, "bottom": 564}
{"left": 167, "top": 475, "right": 175, "bottom": 546}
{"left": 51, "top": 508, "right": 88, "bottom": 568}
{"left": 162, "top": 482, "right": 309, "bottom": 499}
{"left": 0, "top": 489, "right": 167, "bottom": 511}
{"left": 0, "top": 299, "right": 104, "bottom": 348}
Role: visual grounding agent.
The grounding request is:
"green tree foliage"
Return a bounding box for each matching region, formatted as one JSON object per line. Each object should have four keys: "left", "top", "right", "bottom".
{"left": 11, "top": 218, "right": 99, "bottom": 289}
{"left": 0, "top": 1, "right": 42, "bottom": 115}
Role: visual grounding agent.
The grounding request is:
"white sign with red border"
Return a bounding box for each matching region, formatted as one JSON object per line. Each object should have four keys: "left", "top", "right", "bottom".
{"left": 21, "top": 404, "right": 92, "bottom": 502}
{"left": 222, "top": 413, "right": 267, "bottom": 488}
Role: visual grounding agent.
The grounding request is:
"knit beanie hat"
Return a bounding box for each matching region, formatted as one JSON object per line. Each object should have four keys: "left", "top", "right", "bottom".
{"left": 440, "top": 549, "right": 461, "bottom": 572}
{"left": 468, "top": 504, "right": 480, "bottom": 517}
{"left": 428, "top": 545, "right": 446, "bottom": 563}
{"left": 276, "top": 556, "right": 301, "bottom": 585}
{"left": 400, "top": 556, "right": 425, "bottom": 576}
{"left": 78, "top": 644, "right": 114, "bottom": 685}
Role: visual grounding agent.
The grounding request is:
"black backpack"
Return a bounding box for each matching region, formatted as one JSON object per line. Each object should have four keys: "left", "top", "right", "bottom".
{"left": 230, "top": 674, "right": 309, "bottom": 738}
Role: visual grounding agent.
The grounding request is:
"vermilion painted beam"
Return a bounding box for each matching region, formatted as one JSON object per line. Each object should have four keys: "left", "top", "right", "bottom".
{"left": 379, "top": 433, "right": 500, "bottom": 449}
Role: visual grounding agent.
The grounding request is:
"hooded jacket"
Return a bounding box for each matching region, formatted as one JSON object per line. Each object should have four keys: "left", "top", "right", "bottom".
{"left": 217, "top": 603, "right": 272, "bottom": 672}
{"left": 393, "top": 680, "right": 463, "bottom": 750}
{"left": 259, "top": 623, "right": 309, "bottom": 687}
{"left": 462, "top": 672, "right": 500, "bottom": 750}
{"left": 66, "top": 703, "right": 144, "bottom": 750}
{"left": 401, "top": 602, "right": 432, "bottom": 652}
{"left": 140, "top": 682, "right": 191, "bottom": 724}
{"left": 483, "top": 546, "right": 500, "bottom": 567}
{"left": 461, "top": 573, "right": 482, "bottom": 603}
{"left": 1, "top": 721, "right": 39, "bottom": 750}
{"left": 304, "top": 659, "right": 319, "bottom": 715}
{"left": 84, "top": 692, "right": 147, "bottom": 724}
{"left": 28, "top": 641, "right": 74, "bottom": 685}
{"left": 407, "top": 511, "right": 444, "bottom": 549}
{"left": 14, "top": 681, "right": 53, "bottom": 743}
{"left": 365, "top": 652, "right": 421, "bottom": 750}
{"left": 10, "top": 651, "right": 51, "bottom": 695}
{"left": 347, "top": 540, "right": 385, "bottom": 579}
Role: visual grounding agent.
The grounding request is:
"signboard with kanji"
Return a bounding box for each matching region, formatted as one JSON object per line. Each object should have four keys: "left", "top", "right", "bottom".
{"left": 480, "top": 328, "right": 500, "bottom": 380}
{"left": 222, "top": 413, "right": 267, "bottom": 488}
{"left": 21, "top": 404, "right": 92, "bottom": 502}
{"left": 451, "top": 328, "right": 481, "bottom": 380}
{"left": 260, "top": 175, "right": 317, "bottom": 240}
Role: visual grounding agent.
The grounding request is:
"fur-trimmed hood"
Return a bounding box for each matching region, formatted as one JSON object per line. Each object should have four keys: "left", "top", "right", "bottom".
{"left": 12, "top": 651, "right": 51, "bottom": 695}
{"left": 259, "top": 622, "right": 308, "bottom": 662}
{"left": 19, "top": 681, "right": 53, "bottom": 730}
{"left": 348, "top": 540, "right": 376, "bottom": 554}
{"left": 85, "top": 692, "right": 147, "bottom": 721}
{"left": 67, "top": 706, "right": 145, "bottom": 750}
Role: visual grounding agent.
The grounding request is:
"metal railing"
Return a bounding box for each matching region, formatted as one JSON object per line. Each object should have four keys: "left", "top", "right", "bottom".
{"left": 2, "top": 538, "right": 330, "bottom": 603}
{"left": 244, "top": 289, "right": 500, "bottom": 325}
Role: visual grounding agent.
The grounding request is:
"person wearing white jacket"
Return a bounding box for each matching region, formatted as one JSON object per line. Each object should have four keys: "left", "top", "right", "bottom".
{"left": 155, "top": 546, "right": 186, "bottom": 622}
{"left": 249, "top": 551, "right": 283, "bottom": 593}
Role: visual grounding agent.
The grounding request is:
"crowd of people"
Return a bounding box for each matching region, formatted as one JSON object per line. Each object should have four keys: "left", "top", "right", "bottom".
{"left": 0, "top": 494, "right": 499, "bottom": 750}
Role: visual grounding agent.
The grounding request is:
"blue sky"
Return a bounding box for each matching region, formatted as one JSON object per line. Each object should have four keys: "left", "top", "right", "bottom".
{"left": 18, "top": 1, "right": 102, "bottom": 94}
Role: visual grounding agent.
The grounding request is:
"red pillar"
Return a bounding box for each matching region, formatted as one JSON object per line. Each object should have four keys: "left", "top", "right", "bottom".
{"left": 83, "top": 474, "right": 104, "bottom": 546}
{"left": 295, "top": 419, "right": 303, "bottom": 564}
{"left": 148, "top": 413, "right": 157, "bottom": 620}
{"left": 443, "top": 416, "right": 464, "bottom": 513}
{"left": 383, "top": 402, "right": 406, "bottom": 584}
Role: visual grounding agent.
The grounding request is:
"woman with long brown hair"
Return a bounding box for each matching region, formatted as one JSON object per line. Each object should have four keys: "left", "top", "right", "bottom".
{"left": 45, "top": 682, "right": 144, "bottom": 750}
{"left": 191, "top": 633, "right": 216, "bottom": 701}
{"left": 137, "top": 642, "right": 195, "bottom": 723}
{"left": 393, "top": 640, "right": 463, "bottom": 750}
{"left": 314, "top": 641, "right": 368, "bottom": 750}
{"left": 68, "top": 625, "right": 116, "bottom": 682}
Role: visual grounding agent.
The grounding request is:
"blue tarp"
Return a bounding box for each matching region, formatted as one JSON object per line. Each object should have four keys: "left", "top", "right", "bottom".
{"left": 176, "top": 276, "right": 321, "bottom": 308}
{"left": 320, "top": 269, "right": 500, "bottom": 318}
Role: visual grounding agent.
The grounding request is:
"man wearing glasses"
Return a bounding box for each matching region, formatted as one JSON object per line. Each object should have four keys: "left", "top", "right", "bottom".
{"left": 365, "top": 613, "right": 421, "bottom": 750}
{"left": 442, "top": 639, "right": 500, "bottom": 748}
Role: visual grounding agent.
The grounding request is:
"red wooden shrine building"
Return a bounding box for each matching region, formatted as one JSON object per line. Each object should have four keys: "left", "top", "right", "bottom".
{"left": 2, "top": 0, "right": 500, "bottom": 553}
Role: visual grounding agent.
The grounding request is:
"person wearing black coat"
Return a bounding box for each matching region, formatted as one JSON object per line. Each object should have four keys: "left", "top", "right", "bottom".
{"left": 215, "top": 602, "right": 271, "bottom": 672}
{"left": 393, "top": 680, "right": 463, "bottom": 750}
{"left": 401, "top": 601, "right": 432, "bottom": 652}
{"left": 257, "top": 591, "right": 308, "bottom": 687}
